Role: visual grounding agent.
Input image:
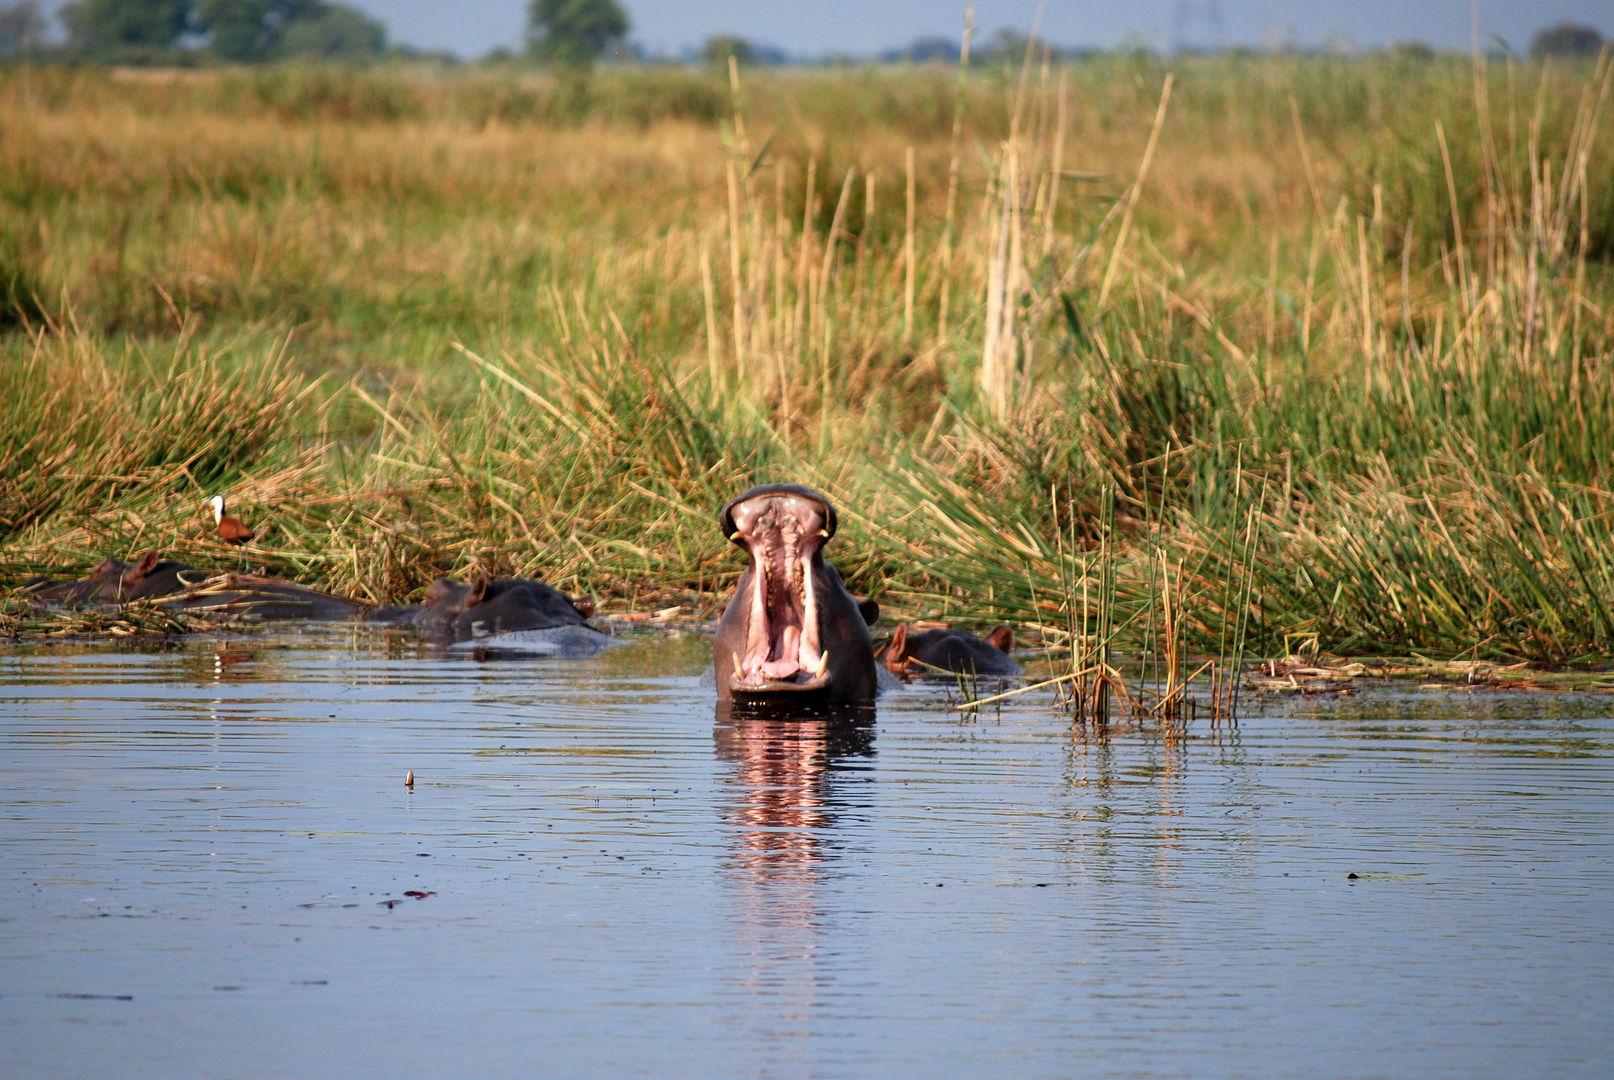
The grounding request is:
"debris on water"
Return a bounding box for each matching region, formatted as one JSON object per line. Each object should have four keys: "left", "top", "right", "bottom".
{"left": 405, "top": 770, "right": 414, "bottom": 789}
{"left": 1347, "top": 873, "right": 1360, "bottom": 880}
{"left": 1244, "top": 656, "right": 1614, "bottom": 694}
{"left": 403, "top": 891, "right": 434, "bottom": 899}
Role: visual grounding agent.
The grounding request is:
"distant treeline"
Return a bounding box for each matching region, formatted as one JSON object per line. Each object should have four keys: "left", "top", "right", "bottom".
{"left": 0, "top": 1, "right": 387, "bottom": 63}
{"left": 0, "top": 1, "right": 1604, "bottom": 68}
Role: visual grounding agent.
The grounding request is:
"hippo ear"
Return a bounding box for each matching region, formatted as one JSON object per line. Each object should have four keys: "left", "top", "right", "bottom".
{"left": 857, "top": 598, "right": 879, "bottom": 627}
{"left": 986, "top": 624, "right": 1014, "bottom": 654}
{"left": 882, "top": 623, "right": 910, "bottom": 674}
{"left": 467, "top": 575, "right": 490, "bottom": 608}
{"left": 130, "top": 551, "right": 160, "bottom": 582}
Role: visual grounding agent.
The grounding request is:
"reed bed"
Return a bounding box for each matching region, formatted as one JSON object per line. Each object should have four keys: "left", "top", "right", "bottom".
{"left": 1, "top": 50, "right": 1612, "bottom": 665}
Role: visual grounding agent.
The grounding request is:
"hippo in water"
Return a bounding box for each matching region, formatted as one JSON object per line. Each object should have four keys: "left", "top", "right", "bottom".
{"left": 167, "top": 574, "right": 370, "bottom": 620}
{"left": 371, "top": 574, "right": 597, "bottom": 644}
{"left": 27, "top": 552, "right": 369, "bottom": 620}
{"left": 27, "top": 551, "right": 199, "bottom": 604}
{"left": 713, "top": 484, "right": 880, "bottom": 702}
{"left": 879, "top": 623, "right": 1021, "bottom": 679}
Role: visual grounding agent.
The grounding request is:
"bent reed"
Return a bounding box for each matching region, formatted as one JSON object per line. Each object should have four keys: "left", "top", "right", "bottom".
{"left": 2, "top": 51, "right": 1612, "bottom": 663}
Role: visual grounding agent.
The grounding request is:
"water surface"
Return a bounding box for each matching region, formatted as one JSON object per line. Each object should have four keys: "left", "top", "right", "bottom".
{"left": 2, "top": 629, "right": 1610, "bottom": 1078}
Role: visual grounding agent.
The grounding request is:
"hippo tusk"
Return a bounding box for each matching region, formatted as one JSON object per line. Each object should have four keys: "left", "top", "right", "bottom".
{"left": 814, "top": 652, "right": 829, "bottom": 678}
{"left": 732, "top": 651, "right": 746, "bottom": 680}
{"left": 818, "top": 529, "right": 829, "bottom": 538}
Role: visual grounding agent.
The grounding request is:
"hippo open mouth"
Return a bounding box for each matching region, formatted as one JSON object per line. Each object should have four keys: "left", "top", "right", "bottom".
{"left": 725, "top": 489, "right": 833, "bottom": 695}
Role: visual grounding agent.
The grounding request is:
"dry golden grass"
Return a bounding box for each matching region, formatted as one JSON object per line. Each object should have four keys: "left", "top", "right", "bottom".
{"left": 2, "top": 53, "right": 1612, "bottom": 663}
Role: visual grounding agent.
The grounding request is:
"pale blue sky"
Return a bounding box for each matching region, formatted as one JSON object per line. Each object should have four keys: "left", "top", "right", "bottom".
{"left": 41, "top": 1, "right": 1614, "bottom": 58}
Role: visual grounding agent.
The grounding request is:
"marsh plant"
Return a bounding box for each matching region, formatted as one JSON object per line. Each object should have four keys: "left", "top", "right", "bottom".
{"left": 1, "top": 45, "right": 1611, "bottom": 664}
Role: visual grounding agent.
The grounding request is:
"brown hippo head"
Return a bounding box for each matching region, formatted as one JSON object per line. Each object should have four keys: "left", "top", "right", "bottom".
{"left": 407, "top": 574, "right": 592, "bottom": 642}
{"left": 44, "top": 551, "right": 197, "bottom": 604}
{"left": 880, "top": 623, "right": 1020, "bottom": 679}
{"left": 714, "top": 484, "right": 878, "bottom": 701}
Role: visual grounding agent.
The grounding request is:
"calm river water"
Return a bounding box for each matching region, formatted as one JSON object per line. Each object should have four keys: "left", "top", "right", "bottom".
{"left": 1, "top": 629, "right": 1610, "bottom": 1078}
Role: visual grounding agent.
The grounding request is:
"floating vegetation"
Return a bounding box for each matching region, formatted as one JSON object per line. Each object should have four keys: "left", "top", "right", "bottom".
{"left": 0, "top": 590, "right": 214, "bottom": 641}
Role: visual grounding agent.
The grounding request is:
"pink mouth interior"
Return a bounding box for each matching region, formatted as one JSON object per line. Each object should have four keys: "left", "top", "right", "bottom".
{"left": 729, "top": 494, "right": 827, "bottom": 685}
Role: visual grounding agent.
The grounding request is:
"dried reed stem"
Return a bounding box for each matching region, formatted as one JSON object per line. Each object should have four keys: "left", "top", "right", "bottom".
{"left": 1096, "top": 73, "right": 1173, "bottom": 314}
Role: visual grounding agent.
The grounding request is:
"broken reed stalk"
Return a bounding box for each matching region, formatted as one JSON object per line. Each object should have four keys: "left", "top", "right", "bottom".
{"left": 1095, "top": 73, "right": 1174, "bottom": 314}
{"left": 725, "top": 159, "right": 748, "bottom": 372}
{"left": 792, "top": 157, "right": 816, "bottom": 361}
{"left": 1041, "top": 68, "right": 1067, "bottom": 260}
{"left": 936, "top": 6, "right": 973, "bottom": 344}
{"left": 855, "top": 169, "right": 876, "bottom": 318}
{"left": 700, "top": 237, "right": 720, "bottom": 388}
{"left": 904, "top": 144, "right": 916, "bottom": 344}
{"left": 773, "top": 162, "right": 791, "bottom": 417}
{"left": 814, "top": 166, "right": 856, "bottom": 354}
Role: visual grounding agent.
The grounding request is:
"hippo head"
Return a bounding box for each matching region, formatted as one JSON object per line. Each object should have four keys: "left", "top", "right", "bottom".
{"left": 411, "top": 573, "right": 591, "bottom": 642}
{"left": 881, "top": 623, "right": 1019, "bottom": 678}
{"left": 714, "top": 484, "right": 878, "bottom": 701}
{"left": 60, "top": 551, "right": 195, "bottom": 603}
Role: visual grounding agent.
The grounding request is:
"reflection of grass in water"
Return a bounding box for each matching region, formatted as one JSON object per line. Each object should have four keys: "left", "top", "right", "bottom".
{"left": 2, "top": 55, "right": 1614, "bottom": 662}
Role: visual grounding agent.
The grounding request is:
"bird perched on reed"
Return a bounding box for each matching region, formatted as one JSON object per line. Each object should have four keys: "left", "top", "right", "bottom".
{"left": 208, "top": 496, "right": 254, "bottom": 571}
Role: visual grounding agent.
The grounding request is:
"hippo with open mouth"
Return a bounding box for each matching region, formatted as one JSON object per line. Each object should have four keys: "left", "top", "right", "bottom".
{"left": 713, "top": 484, "right": 879, "bottom": 702}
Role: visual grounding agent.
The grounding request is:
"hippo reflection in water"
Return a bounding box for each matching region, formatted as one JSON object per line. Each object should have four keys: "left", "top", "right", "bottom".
{"left": 879, "top": 623, "right": 1022, "bottom": 679}
{"left": 713, "top": 484, "right": 880, "bottom": 702}
{"left": 369, "top": 574, "right": 604, "bottom": 649}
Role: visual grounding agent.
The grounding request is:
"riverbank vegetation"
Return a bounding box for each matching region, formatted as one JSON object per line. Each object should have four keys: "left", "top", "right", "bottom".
{"left": 2, "top": 49, "right": 1612, "bottom": 662}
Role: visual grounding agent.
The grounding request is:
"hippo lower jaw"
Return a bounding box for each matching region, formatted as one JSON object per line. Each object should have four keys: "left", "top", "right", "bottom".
{"left": 726, "top": 491, "right": 832, "bottom": 696}
{"left": 729, "top": 658, "right": 832, "bottom": 696}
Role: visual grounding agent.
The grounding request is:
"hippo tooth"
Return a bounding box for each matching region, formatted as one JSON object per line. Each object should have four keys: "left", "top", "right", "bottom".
{"left": 813, "top": 652, "right": 828, "bottom": 677}
{"left": 732, "top": 651, "right": 746, "bottom": 680}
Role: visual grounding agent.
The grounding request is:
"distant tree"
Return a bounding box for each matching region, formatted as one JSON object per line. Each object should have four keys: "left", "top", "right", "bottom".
{"left": 1389, "top": 40, "right": 1435, "bottom": 62}
{"left": 882, "top": 36, "right": 960, "bottom": 63}
{"left": 1530, "top": 22, "right": 1604, "bottom": 59}
{"left": 701, "top": 34, "right": 752, "bottom": 68}
{"left": 193, "top": 1, "right": 383, "bottom": 62}
{"left": 0, "top": 2, "right": 46, "bottom": 59}
{"left": 194, "top": 0, "right": 282, "bottom": 61}
{"left": 526, "top": 0, "right": 628, "bottom": 66}
{"left": 59, "top": 0, "right": 189, "bottom": 57}
{"left": 278, "top": 4, "right": 385, "bottom": 59}
{"left": 973, "top": 28, "right": 1051, "bottom": 65}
